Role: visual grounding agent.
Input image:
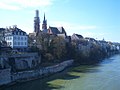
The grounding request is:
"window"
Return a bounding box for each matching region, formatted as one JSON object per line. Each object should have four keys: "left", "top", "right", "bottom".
{"left": 7, "top": 42, "right": 9, "bottom": 45}
{"left": 21, "top": 42, "right": 23, "bottom": 45}
{"left": 25, "top": 37, "right": 27, "bottom": 40}
{"left": 9, "top": 37, "right": 12, "bottom": 40}
{"left": 25, "top": 42, "right": 27, "bottom": 45}
{"left": 14, "top": 42, "right": 16, "bottom": 45}
{"left": 21, "top": 37, "right": 23, "bottom": 40}
{"left": 18, "top": 42, "right": 20, "bottom": 45}
{"left": 16, "top": 42, "right": 17, "bottom": 45}
{"left": 10, "top": 42, "right": 12, "bottom": 45}
{"left": 14, "top": 37, "right": 16, "bottom": 40}
{"left": 21, "top": 32, "right": 23, "bottom": 35}
{"left": 18, "top": 37, "right": 20, "bottom": 40}
{"left": 18, "top": 32, "right": 20, "bottom": 35}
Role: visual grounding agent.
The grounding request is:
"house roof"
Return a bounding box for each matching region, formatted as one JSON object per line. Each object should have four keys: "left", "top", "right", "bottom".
{"left": 5, "top": 26, "right": 27, "bottom": 36}
{"left": 49, "top": 26, "right": 60, "bottom": 34}
{"left": 75, "top": 34, "right": 83, "bottom": 38}
{"left": 0, "top": 28, "right": 5, "bottom": 33}
{"left": 57, "top": 27, "right": 66, "bottom": 34}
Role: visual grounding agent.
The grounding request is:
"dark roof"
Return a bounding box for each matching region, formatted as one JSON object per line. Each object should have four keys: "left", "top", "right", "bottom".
{"left": 75, "top": 34, "right": 83, "bottom": 38}
{"left": 42, "top": 26, "right": 67, "bottom": 36}
{"left": 5, "top": 27, "right": 27, "bottom": 35}
{"left": 57, "top": 27, "right": 66, "bottom": 33}
{"left": 0, "top": 28, "right": 5, "bottom": 32}
{"left": 85, "top": 37, "right": 96, "bottom": 41}
{"left": 0, "top": 28, "right": 5, "bottom": 30}
{"left": 49, "top": 27, "right": 60, "bottom": 34}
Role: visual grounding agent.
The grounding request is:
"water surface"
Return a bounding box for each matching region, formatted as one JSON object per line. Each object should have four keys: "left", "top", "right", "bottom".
{"left": 3, "top": 55, "right": 120, "bottom": 90}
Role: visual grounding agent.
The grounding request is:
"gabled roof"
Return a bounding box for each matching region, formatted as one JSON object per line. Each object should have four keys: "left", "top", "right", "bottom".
{"left": 57, "top": 27, "right": 66, "bottom": 34}
{"left": 7, "top": 27, "right": 25, "bottom": 32}
{"left": 71, "top": 33, "right": 83, "bottom": 41}
{"left": 5, "top": 26, "right": 27, "bottom": 35}
{"left": 85, "top": 37, "right": 96, "bottom": 41}
{"left": 75, "top": 34, "right": 83, "bottom": 38}
{"left": 49, "top": 26, "right": 60, "bottom": 34}
{"left": 0, "top": 28, "right": 5, "bottom": 32}
{"left": 43, "top": 26, "right": 67, "bottom": 36}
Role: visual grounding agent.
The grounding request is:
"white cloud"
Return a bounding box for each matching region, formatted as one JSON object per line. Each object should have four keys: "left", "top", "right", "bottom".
{"left": 0, "top": 0, "right": 56, "bottom": 10}
{"left": 0, "top": 2, "right": 21, "bottom": 10}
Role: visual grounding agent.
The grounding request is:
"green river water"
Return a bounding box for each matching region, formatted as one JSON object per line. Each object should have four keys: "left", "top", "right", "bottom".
{"left": 2, "top": 54, "right": 120, "bottom": 90}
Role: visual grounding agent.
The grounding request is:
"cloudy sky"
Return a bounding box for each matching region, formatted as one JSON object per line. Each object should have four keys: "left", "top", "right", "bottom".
{"left": 0, "top": 0, "right": 120, "bottom": 42}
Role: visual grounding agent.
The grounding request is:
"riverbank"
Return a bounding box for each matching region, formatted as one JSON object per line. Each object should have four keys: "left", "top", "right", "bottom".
{"left": 0, "top": 60, "right": 73, "bottom": 88}
{"left": 2, "top": 54, "right": 120, "bottom": 90}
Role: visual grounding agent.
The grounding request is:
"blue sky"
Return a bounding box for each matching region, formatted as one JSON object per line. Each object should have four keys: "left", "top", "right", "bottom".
{"left": 0, "top": 0, "right": 120, "bottom": 42}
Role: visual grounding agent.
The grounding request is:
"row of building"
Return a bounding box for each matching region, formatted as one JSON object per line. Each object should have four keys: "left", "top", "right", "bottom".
{"left": 0, "top": 10, "right": 67, "bottom": 51}
{"left": 0, "top": 9, "right": 120, "bottom": 72}
{"left": 0, "top": 26, "right": 28, "bottom": 51}
{"left": 0, "top": 10, "right": 69, "bottom": 72}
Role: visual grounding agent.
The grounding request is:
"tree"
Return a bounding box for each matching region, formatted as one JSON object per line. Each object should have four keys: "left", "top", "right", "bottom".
{"left": 50, "top": 36, "right": 67, "bottom": 61}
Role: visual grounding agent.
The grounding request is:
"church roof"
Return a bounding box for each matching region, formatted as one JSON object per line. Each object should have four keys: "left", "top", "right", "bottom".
{"left": 42, "top": 26, "right": 67, "bottom": 37}
{"left": 49, "top": 26, "right": 60, "bottom": 34}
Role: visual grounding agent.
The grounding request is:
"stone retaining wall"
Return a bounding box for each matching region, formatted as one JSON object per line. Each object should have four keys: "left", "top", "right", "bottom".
{"left": 0, "top": 60, "right": 73, "bottom": 86}
{"left": 12, "top": 60, "right": 73, "bottom": 81}
{"left": 0, "top": 69, "right": 11, "bottom": 85}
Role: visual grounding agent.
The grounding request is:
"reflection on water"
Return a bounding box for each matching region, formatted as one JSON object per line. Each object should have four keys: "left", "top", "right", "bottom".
{"left": 2, "top": 55, "right": 120, "bottom": 90}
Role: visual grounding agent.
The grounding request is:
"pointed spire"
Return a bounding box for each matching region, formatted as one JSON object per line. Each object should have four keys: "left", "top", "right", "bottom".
{"left": 44, "top": 13, "right": 45, "bottom": 21}
{"left": 42, "top": 12, "right": 47, "bottom": 30}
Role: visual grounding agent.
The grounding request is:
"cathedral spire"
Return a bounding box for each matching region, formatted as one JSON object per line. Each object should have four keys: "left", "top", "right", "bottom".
{"left": 44, "top": 13, "right": 45, "bottom": 21}
{"left": 42, "top": 13, "right": 47, "bottom": 30}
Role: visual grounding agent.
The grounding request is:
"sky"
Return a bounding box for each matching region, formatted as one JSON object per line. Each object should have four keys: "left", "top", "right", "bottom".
{"left": 0, "top": 0, "right": 120, "bottom": 42}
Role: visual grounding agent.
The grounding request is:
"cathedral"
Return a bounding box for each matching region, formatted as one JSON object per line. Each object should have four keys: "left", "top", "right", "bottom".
{"left": 33, "top": 10, "right": 67, "bottom": 38}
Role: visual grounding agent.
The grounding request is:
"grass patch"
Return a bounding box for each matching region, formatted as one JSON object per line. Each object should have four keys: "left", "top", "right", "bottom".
{"left": 47, "top": 79, "right": 66, "bottom": 88}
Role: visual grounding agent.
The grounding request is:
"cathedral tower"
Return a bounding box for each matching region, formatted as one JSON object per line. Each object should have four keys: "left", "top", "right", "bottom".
{"left": 42, "top": 13, "right": 47, "bottom": 30}
{"left": 34, "top": 10, "right": 40, "bottom": 34}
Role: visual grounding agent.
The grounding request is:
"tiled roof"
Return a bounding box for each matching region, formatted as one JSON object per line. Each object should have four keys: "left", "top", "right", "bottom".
{"left": 75, "top": 34, "right": 83, "bottom": 38}
{"left": 49, "top": 27, "right": 60, "bottom": 34}
{"left": 0, "top": 28, "right": 5, "bottom": 32}
{"left": 42, "top": 26, "right": 67, "bottom": 36}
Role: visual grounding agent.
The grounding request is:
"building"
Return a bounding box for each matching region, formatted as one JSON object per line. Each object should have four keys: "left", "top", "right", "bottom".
{"left": 34, "top": 10, "right": 40, "bottom": 35}
{"left": 43, "top": 26, "right": 67, "bottom": 38}
{"left": 0, "top": 28, "right": 5, "bottom": 41}
{"left": 4, "top": 25, "right": 28, "bottom": 51}
{"left": 71, "top": 33, "right": 83, "bottom": 41}
{"left": 42, "top": 13, "right": 47, "bottom": 30}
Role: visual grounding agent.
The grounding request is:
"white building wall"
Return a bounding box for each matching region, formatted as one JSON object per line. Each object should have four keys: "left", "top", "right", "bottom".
{"left": 5, "top": 36, "right": 14, "bottom": 48}
{"left": 4, "top": 27, "right": 28, "bottom": 50}
{"left": 13, "top": 35, "right": 28, "bottom": 48}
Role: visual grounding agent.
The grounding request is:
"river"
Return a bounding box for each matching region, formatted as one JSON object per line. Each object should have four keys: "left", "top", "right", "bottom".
{"left": 2, "top": 54, "right": 120, "bottom": 90}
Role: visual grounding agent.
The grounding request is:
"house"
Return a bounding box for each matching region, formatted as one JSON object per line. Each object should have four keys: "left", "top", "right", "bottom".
{"left": 71, "top": 33, "right": 83, "bottom": 41}
{"left": 4, "top": 25, "right": 28, "bottom": 51}
{"left": 0, "top": 28, "right": 5, "bottom": 41}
